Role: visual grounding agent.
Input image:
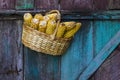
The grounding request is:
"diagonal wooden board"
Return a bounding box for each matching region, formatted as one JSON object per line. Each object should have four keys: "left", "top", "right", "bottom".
{"left": 79, "top": 27, "right": 120, "bottom": 80}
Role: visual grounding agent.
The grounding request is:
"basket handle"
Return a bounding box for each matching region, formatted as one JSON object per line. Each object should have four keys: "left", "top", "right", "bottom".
{"left": 46, "top": 10, "right": 61, "bottom": 40}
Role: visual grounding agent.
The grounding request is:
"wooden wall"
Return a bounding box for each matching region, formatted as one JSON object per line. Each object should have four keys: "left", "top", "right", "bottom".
{"left": 89, "top": 45, "right": 120, "bottom": 80}
{"left": 0, "top": 0, "right": 120, "bottom": 80}
{"left": 0, "top": 0, "right": 119, "bottom": 11}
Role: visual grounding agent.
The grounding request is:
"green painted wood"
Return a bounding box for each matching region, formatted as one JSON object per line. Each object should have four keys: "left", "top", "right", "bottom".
{"left": 61, "top": 21, "right": 94, "bottom": 80}
{"left": 0, "top": 20, "right": 23, "bottom": 80}
{"left": 24, "top": 47, "right": 61, "bottom": 80}
{"left": 16, "top": 0, "right": 34, "bottom": 9}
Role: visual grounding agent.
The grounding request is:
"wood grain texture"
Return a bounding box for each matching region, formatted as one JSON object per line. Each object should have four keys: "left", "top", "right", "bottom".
{"left": 24, "top": 47, "right": 61, "bottom": 80}
{"left": 0, "top": 20, "right": 23, "bottom": 80}
{"left": 16, "top": 0, "right": 34, "bottom": 9}
{"left": 61, "top": 21, "right": 94, "bottom": 80}
{"left": 93, "top": 21, "right": 120, "bottom": 56}
{"left": 0, "top": 0, "right": 15, "bottom": 9}
{"left": 79, "top": 21, "right": 120, "bottom": 80}
{"left": 93, "top": 0, "right": 110, "bottom": 10}
{"left": 35, "top": 0, "right": 58, "bottom": 10}
{"left": 89, "top": 45, "right": 120, "bottom": 80}
{"left": 60, "top": 0, "right": 93, "bottom": 11}
{"left": 109, "top": 0, "right": 120, "bottom": 9}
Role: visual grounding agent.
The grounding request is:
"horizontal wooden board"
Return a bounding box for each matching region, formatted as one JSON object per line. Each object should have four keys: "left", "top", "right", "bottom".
{"left": 109, "top": 0, "right": 120, "bottom": 9}
{"left": 60, "top": 0, "right": 93, "bottom": 11}
{"left": 35, "top": 0, "right": 58, "bottom": 10}
{"left": 0, "top": 0, "right": 15, "bottom": 9}
{"left": 93, "top": 0, "right": 110, "bottom": 10}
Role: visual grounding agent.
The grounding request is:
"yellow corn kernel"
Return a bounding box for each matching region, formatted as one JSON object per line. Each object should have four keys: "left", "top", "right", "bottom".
{"left": 56, "top": 23, "right": 66, "bottom": 38}
{"left": 38, "top": 20, "right": 47, "bottom": 33}
{"left": 30, "top": 18, "right": 39, "bottom": 29}
{"left": 43, "top": 15, "right": 50, "bottom": 21}
{"left": 23, "top": 13, "right": 33, "bottom": 26}
{"left": 34, "top": 13, "right": 43, "bottom": 21}
{"left": 46, "top": 19, "right": 56, "bottom": 35}
{"left": 63, "top": 21, "right": 76, "bottom": 31}
{"left": 64, "top": 23, "right": 81, "bottom": 38}
{"left": 45, "top": 13, "right": 58, "bottom": 20}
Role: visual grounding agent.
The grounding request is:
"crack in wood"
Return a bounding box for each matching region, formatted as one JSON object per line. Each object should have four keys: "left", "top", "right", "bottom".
{"left": 0, "top": 67, "right": 22, "bottom": 75}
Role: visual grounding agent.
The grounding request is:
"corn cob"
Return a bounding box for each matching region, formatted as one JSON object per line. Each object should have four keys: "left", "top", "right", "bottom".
{"left": 56, "top": 23, "right": 66, "bottom": 38}
{"left": 30, "top": 18, "right": 39, "bottom": 29}
{"left": 64, "top": 23, "right": 81, "bottom": 38}
{"left": 45, "top": 13, "right": 58, "bottom": 20}
{"left": 38, "top": 20, "right": 47, "bottom": 33}
{"left": 23, "top": 13, "right": 33, "bottom": 26}
{"left": 63, "top": 21, "right": 76, "bottom": 31}
{"left": 34, "top": 13, "right": 43, "bottom": 21}
{"left": 46, "top": 19, "right": 56, "bottom": 35}
{"left": 43, "top": 15, "right": 50, "bottom": 21}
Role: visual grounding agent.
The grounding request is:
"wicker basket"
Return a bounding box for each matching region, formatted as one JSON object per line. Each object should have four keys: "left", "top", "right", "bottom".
{"left": 22, "top": 10, "right": 71, "bottom": 55}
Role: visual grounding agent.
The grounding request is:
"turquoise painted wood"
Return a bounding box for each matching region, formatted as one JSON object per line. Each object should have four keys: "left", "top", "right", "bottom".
{"left": 61, "top": 21, "right": 94, "bottom": 80}
{"left": 61, "top": 20, "right": 120, "bottom": 80}
{"left": 24, "top": 11, "right": 120, "bottom": 80}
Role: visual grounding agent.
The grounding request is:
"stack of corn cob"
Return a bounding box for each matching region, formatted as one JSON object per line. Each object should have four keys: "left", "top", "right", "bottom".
{"left": 23, "top": 11, "right": 82, "bottom": 39}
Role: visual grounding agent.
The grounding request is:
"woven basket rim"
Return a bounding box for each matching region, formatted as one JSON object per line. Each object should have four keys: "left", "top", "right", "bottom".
{"left": 23, "top": 25, "right": 72, "bottom": 41}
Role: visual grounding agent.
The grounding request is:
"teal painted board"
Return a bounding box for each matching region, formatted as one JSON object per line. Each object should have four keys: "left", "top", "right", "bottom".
{"left": 24, "top": 47, "right": 61, "bottom": 80}
{"left": 93, "top": 21, "right": 120, "bottom": 56}
{"left": 16, "top": 0, "right": 34, "bottom": 9}
{"left": 61, "top": 21, "right": 94, "bottom": 80}
{"left": 79, "top": 29, "right": 120, "bottom": 80}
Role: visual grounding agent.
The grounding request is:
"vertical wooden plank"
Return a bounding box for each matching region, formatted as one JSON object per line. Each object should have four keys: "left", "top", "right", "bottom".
{"left": 0, "top": 20, "right": 23, "bottom": 80}
{"left": 35, "top": 0, "right": 58, "bottom": 10}
{"left": 61, "top": 21, "right": 93, "bottom": 80}
{"left": 16, "top": 0, "right": 34, "bottom": 9}
{"left": 60, "top": 0, "right": 93, "bottom": 11}
{"left": 93, "top": 0, "right": 110, "bottom": 10}
{"left": 0, "top": 0, "right": 15, "bottom": 9}
{"left": 24, "top": 47, "right": 61, "bottom": 80}
{"left": 93, "top": 21, "right": 120, "bottom": 56}
{"left": 109, "top": 0, "right": 120, "bottom": 9}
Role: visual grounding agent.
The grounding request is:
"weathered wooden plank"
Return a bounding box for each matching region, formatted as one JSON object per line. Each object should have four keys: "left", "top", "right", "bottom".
{"left": 0, "top": 11, "right": 119, "bottom": 20}
{"left": 109, "top": 0, "right": 120, "bottom": 9}
{"left": 93, "top": 21, "right": 120, "bottom": 56}
{"left": 35, "top": 0, "right": 58, "bottom": 10}
{"left": 90, "top": 46, "right": 120, "bottom": 80}
{"left": 79, "top": 24, "right": 120, "bottom": 80}
{"left": 0, "top": 0, "right": 15, "bottom": 9}
{"left": 93, "top": 0, "right": 110, "bottom": 10}
{"left": 24, "top": 47, "right": 61, "bottom": 80}
{"left": 0, "top": 20, "right": 23, "bottom": 80}
{"left": 60, "top": 0, "right": 93, "bottom": 11}
{"left": 16, "top": 0, "right": 34, "bottom": 9}
{"left": 61, "top": 21, "right": 93, "bottom": 80}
